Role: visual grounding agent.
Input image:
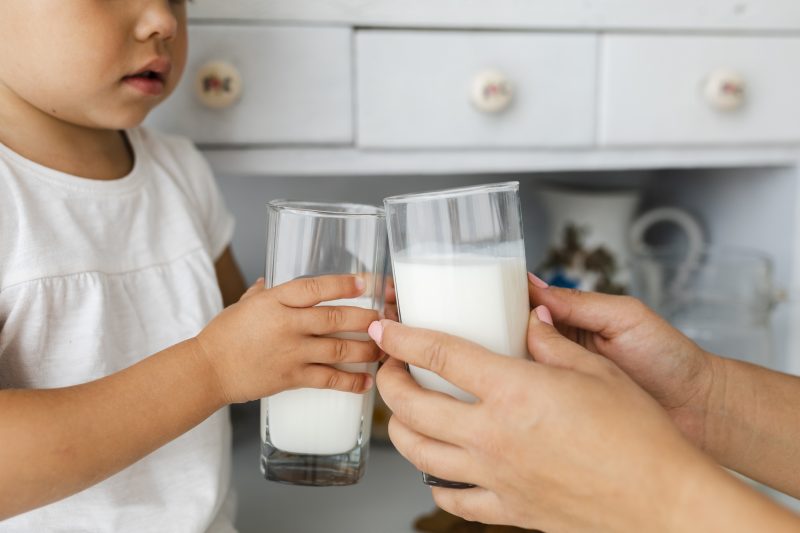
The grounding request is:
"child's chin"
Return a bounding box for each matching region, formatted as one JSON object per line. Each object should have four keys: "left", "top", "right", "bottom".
{"left": 109, "top": 109, "right": 153, "bottom": 130}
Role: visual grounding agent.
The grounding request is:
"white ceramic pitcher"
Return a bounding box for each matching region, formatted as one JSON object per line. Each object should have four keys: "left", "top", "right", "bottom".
{"left": 538, "top": 186, "right": 704, "bottom": 294}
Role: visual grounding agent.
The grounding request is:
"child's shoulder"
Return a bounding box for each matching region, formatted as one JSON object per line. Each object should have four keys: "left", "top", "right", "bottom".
{"left": 131, "top": 127, "right": 220, "bottom": 206}
{"left": 132, "top": 127, "right": 214, "bottom": 183}
{"left": 133, "top": 126, "right": 203, "bottom": 167}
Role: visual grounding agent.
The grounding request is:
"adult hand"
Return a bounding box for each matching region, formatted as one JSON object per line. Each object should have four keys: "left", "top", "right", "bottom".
{"left": 372, "top": 313, "right": 727, "bottom": 532}
{"left": 527, "top": 275, "right": 717, "bottom": 449}
{"left": 196, "top": 275, "right": 381, "bottom": 404}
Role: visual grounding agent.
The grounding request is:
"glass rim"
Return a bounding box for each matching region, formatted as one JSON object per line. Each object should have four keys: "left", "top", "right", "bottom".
{"left": 266, "top": 200, "right": 385, "bottom": 219}
{"left": 383, "top": 181, "right": 519, "bottom": 205}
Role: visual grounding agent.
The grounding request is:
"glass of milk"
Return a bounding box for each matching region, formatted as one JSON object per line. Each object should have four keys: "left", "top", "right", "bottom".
{"left": 261, "top": 200, "right": 387, "bottom": 486}
{"left": 384, "top": 182, "right": 530, "bottom": 488}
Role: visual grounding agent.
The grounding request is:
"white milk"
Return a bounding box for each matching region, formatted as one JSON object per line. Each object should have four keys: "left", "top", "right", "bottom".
{"left": 392, "top": 255, "right": 529, "bottom": 403}
{"left": 261, "top": 297, "right": 378, "bottom": 455}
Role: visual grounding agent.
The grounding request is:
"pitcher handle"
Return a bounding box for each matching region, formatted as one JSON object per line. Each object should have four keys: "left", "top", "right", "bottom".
{"left": 629, "top": 207, "right": 706, "bottom": 297}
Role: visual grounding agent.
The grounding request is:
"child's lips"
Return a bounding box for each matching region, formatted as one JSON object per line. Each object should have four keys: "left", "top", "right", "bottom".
{"left": 122, "top": 74, "right": 166, "bottom": 96}
{"left": 123, "top": 57, "right": 171, "bottom": 96}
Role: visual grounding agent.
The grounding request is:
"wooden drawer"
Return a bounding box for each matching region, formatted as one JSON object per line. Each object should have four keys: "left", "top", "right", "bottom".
{"left": 146, "top": 25, "right": 352, "bottom": 145}
{"left": 356, "top": 31, "right": 597, "bottom": 149}
{"left": 600, "top": 35, "right": 800, "bottom": 146}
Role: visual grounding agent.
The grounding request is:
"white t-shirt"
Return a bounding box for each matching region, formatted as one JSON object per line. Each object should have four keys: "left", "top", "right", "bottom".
{"left": 0, "top": 128, "right": 237, "bottom": 532}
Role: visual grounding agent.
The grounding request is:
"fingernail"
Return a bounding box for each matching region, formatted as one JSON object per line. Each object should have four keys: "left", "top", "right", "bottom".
{"left": 368, "top": 321, "right": 384, "bottom": 345}
{"left": 354, "top": 277, "right": 366, "bottom": 292}
{"left": 528, "top": 272, "right": 549, "bottom": 289}
{"left": 363, "top": 375, "right": 374, "bottom": 390}
{"left": 534, "top": 305, "right": 554, "bottom": 326}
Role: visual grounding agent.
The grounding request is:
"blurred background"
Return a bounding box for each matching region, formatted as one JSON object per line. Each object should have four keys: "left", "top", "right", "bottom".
{"left": 147, "top": 1, "right": 800, "bottom": 531}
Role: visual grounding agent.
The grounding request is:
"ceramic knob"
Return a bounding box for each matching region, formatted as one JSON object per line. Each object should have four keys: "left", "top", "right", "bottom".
{"left": 470, "top": 69, "right": 514, "bottom": 113}
{"left": 195, "top": 60, "right": 243, "bottom": 109}
{"left": 703, "top": 68, "right": 746, "bottom": 111}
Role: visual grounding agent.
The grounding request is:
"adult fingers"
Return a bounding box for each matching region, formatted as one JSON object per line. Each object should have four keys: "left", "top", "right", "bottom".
{"left": 298, "top": 305, "right": 379, "bottom": 336}
{"left": 527, "top": 305, "right": 601, "bottom": 372}
{"left": 431, "top": 487, "right": 508, "bottom": 527}
{"left": 274, "top": 275, "right": 365, "bottom": 308}
{"left": 388, "top": 416, "right": 478, "bottom": 487}
{"left": 297, "top": 365, "right": 374, "bottom": 394}
{"left": 377, "top": 357, "right": 476, "bottom": 446}
{"left": 528, "top": 283, "right": 647, "bottom": 339}
{"left": 368, "top": 320, "right": 519, "bottom": 400}
{"left": 307, "top": 337, "right": 382, "bottom": 365}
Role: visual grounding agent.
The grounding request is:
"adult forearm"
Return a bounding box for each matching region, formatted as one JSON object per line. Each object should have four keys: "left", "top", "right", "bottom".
{"left": 0, "top": 338, "right": 225, "bottom": 520}
{"left": 702, "top": 355, "right": 800, "bottom": 497}
{"left": 669, "top": 455, "right": 800, "bottom": 533}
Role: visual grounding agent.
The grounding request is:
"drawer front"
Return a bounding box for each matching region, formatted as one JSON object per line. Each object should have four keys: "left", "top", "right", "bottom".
{"left": 146, "top": 26, "right": 352, "bottom": 145}
{"left": 356, "top": 31, "right": 597, "bottom": 149}
{"left": 600, "top": 35, "right": 800, "bottom": 146}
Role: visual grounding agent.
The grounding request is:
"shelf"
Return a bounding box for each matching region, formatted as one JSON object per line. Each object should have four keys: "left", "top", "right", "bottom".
{"left": 202, "top": 146, "right": 800, "bottom": 177}
{"left": 188, "top": 0, "right": 800, "bottom": 32}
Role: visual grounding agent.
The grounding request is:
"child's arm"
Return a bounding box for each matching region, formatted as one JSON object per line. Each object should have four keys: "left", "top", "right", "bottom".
{"left": 215, "top": 246, "right": 247, "bottom": 307}
{"left": 0, "top": 275, "right": 379, "bottom": 520}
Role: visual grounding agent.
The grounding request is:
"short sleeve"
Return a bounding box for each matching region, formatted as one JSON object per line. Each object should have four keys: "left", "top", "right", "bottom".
{"left": 184, "top": 145, "right": 236, "bottom": 261}
{"left": 140, "top": 129, "right": 235, "bottom": 261}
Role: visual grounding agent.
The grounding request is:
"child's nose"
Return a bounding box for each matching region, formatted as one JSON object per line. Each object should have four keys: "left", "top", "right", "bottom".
{"left": 135, "top": 0, "right": 179, "bottom": 43}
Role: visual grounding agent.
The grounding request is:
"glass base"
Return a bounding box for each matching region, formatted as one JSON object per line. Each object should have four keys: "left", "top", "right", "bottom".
{"left": 260, "top": 440, "right": 368, "bottom": 487}
{"left": 422, "top": 472, "right": 475, "bottom": 489}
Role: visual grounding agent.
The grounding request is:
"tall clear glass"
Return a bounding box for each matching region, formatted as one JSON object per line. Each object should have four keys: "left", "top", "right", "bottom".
{"left": 384, "top": 182, "right": 530, "bottom": 488}
{"left": 260, "top": 200, "right": 387, "bottom": 486}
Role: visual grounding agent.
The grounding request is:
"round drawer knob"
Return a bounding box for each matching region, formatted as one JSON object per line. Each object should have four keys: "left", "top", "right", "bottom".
{"left": 703, "top": 68, "right": 746, "bottom": 112}
{"left": 471, "top": 69, "right": 514, "bottom": 114}
{"left": 195, "top": 60, "right": 243, "bottom": 110}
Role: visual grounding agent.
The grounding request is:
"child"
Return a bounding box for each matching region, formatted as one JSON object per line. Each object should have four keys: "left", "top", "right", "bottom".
{"left": 0, "top": 1, "right": 380, "bottom": 530}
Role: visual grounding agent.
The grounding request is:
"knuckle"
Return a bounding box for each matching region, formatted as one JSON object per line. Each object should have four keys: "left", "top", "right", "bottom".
{"left": 410, "top": 440, "right": 433, "bottom": 475}
{"left": 326, "top": 372, "right": 341, "bottom": 390}
{"left": 349, "top": 374, "right": 365, "bottom": 393}
{"left": 333, "top": 339, "right": 349, "bottom": 363}
{"left": 422, "top": 340, "right": 448, "bottom": 376}
{"left": 434, "top": 492, "right": 474, "bottom": 523}
{"left": 303, "top": 277, "right": 323, "bottom": 299}
{"left": 326, "top": 306, "right": 346, "bottom": 327}
{"left": 619, "top": 295, "right": 646, "bottom": 312}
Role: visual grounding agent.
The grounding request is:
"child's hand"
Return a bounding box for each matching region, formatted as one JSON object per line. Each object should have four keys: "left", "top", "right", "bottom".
{"left": 195, "top": 275, "right": 382, "bottom": 404}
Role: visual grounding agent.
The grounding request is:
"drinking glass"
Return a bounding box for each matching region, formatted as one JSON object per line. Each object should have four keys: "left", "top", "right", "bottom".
{"left": 260, "top": 200, "right": 387, "bottom": 486}
{"left": 383, "top": 182, "right": 530, "bottom": 488}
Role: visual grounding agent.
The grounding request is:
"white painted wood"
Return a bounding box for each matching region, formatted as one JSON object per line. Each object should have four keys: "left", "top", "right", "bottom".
{"left": 188, "top": 0, "right": 800, "bottom": 32}
{"left": 145, "top": 26, "right": 352, "bottom": 145}
{"left": 200, "top": 146, "right": 800, "bottom": 177}
{"left": 356, "top": 31, "right": 597, "bottom": 149}
{"left": 600, "top": 35, "right": 800, "bottom": 146}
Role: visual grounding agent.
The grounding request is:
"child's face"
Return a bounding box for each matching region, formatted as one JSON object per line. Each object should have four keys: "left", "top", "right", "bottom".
{"left": 0, "top": 0, "right": 188, "bottom": 130}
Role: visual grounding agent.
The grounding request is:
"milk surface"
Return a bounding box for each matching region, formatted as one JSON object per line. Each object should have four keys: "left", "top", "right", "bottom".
{"left": 392, "top": 255, "right": 529, "bottom": 402}
{"left": 262, "top": 297, "right": 378, "bottom": 455}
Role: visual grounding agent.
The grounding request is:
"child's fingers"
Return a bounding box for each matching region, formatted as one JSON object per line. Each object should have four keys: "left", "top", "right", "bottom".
{"left": 298, "top": 366, "right": 375, "bottom": 394}
{"left": 275, "top": 275, "right": 365, "bottom": 308}
{"left": 298, "top": 305, "right": 379, "bottom": 336}
{"left": 308, "top": 338, "right": 382, "bottom": 365}
{"left": 240, "top": 277, "right": 265, "bottom": 301}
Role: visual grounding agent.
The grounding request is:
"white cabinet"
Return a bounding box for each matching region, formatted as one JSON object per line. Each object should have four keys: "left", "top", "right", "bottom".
{"left": 599, "top": 35, "right": 800, "bottom": 146}
{"left": 356, "top": 31, "right": 597, "bottom": 149}
{"left": 146, "top": 26, "right": 352, "bottom": 145}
